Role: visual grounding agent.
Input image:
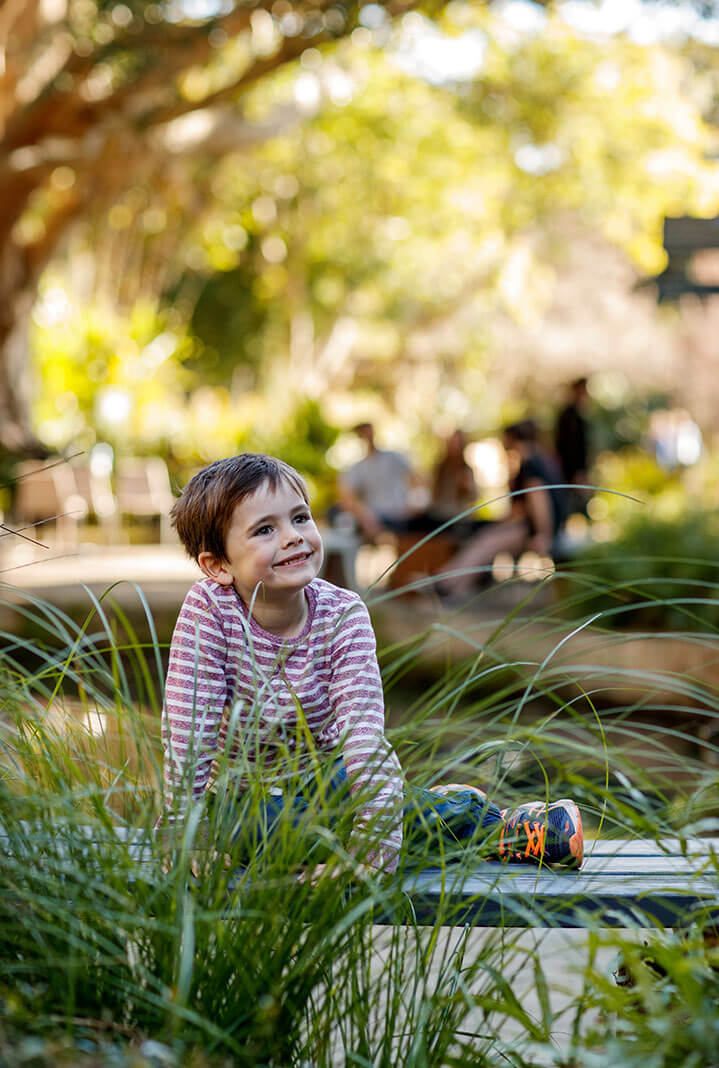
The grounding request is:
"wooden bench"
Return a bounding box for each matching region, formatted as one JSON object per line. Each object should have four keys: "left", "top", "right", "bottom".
{"left": 12, "top": 458, "right": 88, "bottom": 545}
{"left": 3, "top": 827, "right": 716, "bottom": 930}
{"left": 399, "top": 838, "right": 719, "bottom": 928}
{"left": 388, "top": 531, "right": 459, "bottom": 591}
{"left": 115, "top": 457, "right": 175, "bottom": 542}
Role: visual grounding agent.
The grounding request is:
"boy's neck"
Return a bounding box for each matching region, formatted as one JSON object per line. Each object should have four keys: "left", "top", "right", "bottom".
{"left": 243, "top": 587, "right": 309, "bottom": 638}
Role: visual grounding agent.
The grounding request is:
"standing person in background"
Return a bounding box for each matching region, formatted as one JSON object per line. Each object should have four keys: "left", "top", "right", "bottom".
{"left": 338, "top": 423, "right": 414, "bottom": 541}
{"left": 555, "top": 377, "right": 591, "bottom": 515}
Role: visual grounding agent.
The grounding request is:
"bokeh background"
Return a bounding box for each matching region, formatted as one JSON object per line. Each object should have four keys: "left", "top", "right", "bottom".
{"left": 3, "top": 0, "right": 719, "bottom": 592}
{"left": 6, "top": 8, "right": 719, "bottom": 1066}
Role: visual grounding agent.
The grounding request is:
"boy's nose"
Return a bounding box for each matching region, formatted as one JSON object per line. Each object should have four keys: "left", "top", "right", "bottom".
{"left": 281, "top": 523, "right": 301, "bottom": 545}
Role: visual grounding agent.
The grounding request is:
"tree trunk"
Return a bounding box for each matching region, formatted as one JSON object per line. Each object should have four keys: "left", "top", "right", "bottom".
{"left": 0, "top": 241, "right": 47, "bottom": 455}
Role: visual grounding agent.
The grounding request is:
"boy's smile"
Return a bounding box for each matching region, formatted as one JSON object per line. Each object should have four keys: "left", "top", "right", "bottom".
{"left": 198, "top": 479, "right": 323, "bottom": 607}
{"left": 274, "top": 549, "right": 314, "bottom": 568}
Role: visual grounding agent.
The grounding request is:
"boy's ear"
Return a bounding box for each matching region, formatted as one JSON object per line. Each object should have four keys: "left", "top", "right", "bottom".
{"left": 198, "top": 551, "right": 234, "bottom": 585}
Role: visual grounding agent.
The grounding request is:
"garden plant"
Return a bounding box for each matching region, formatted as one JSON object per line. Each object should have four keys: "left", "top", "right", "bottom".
{"left": 1, "top": 562, "right": 718, "bottom": 1067}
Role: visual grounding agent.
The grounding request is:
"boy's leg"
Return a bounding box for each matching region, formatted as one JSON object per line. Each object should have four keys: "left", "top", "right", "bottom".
{"left": 220, "top": 759, "right": 350, "bottom": 863}
{"left": 210, "top": 789, "right": 300, "bottom": 860}
{"left": 402, "top": 782, "right": 504, "bottom": 862}
{"left": 439, "top": 519, "right": 529, "bottom": 595}
{"left": 221, "top": 766, "right": 582, "bottom": 869}
{"left": 404, "top": 783, "right": 584, "bottom": 868}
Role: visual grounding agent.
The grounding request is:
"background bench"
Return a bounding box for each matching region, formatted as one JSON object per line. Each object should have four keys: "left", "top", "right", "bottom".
{"left": 9, "top": 453, "right": 178, "bottom": 546}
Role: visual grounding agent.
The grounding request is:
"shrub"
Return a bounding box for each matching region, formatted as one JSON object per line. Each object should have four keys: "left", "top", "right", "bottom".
{"left": 565, "top": 510, "right": 719, "bottom": 631}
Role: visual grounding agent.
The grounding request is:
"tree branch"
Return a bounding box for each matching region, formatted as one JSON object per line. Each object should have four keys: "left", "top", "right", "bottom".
{"left": 139, "top": 31, "right": 326, "bottom": 128}
{"left": 0, "top": 0, "right": 41, "bottom": 131}
{"left": 1, "top": 0, "right": 347, "bottom": 149}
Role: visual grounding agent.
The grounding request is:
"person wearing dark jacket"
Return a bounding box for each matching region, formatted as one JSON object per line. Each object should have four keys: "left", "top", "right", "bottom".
{"left": 436, "top": 420, "right": 567, "bottom": 597}
{"left": 555, "top": 377, "right": 591, "bottom": 515}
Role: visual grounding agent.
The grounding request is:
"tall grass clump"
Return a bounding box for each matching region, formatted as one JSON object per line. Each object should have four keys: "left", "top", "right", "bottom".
{"left": 1, "top": 560, "right": 718, "bottom": 1067}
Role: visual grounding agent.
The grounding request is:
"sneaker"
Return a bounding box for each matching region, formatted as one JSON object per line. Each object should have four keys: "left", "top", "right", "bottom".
{"left": 498, "top": 799, "right": 583, "bottom": 868}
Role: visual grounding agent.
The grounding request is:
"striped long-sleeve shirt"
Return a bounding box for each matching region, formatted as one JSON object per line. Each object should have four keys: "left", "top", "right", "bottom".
{"left": 161, "top": 576, "right": 404, "bottom": 871}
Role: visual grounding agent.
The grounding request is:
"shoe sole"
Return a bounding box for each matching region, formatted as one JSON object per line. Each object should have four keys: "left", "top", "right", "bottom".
{"left": 555, "top": 799, "right": 584, "bottom": 867}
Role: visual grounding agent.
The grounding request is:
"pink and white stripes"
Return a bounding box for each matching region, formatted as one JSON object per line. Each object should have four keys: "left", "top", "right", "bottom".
{"left": 161, "top": 577, "right": 404, "bottom": 871}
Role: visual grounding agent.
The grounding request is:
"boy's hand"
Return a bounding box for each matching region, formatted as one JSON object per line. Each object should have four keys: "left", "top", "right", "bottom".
{"left": 297, "top": 860, "right": 373, "bottom": 886}
{"left": 161, "top": 851, "right": 232, "bottom": 877}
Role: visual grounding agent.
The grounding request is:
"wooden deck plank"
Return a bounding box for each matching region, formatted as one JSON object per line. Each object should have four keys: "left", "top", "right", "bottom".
{"left": 585, "top": 838, "right": 719, "bottom": 857}
{"left": 3, "top": 826, "right": 717, "bottom": 929}
{"left": 397, "top": 861, "right": 719, "bottom": 928}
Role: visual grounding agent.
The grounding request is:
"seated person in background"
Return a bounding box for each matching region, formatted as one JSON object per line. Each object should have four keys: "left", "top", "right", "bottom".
{"left": 428, "top": 429, "right": 478, "bottom": 534}
{"left": 383, "top": 430, "right": 480, "bottom": 589}
{"left": 338, "top": 422, "right": 414, "bottom": 541}
{"left": 437, "top": 420, "right": 567, "bottom": 597}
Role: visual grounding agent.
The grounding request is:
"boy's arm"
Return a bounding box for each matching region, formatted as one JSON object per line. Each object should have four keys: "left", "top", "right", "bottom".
{"left": 328, "top": 599, "right": 404, "bottom": 874}
{"left": 161, "top": 584, "right": 229, "bottom": 825}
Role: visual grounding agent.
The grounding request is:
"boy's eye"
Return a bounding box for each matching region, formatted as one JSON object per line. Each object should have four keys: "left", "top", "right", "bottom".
{"left": 254, "top": 525, "right": 272, "bottom": 536}
{"left": 294, "top": 512, "right": 310, "bottom": 524}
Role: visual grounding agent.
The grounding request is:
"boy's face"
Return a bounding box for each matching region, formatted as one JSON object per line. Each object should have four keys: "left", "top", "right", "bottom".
{"left": 198, "top": 478, "right": 323, "bottom": 602}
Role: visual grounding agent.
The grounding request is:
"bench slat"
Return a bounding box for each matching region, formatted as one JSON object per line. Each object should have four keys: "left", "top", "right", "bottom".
{"left": 585, "top": 838, "right": 719, "bottom": 857}
{"left": 580, "top": 857, "right": 717, "bottom": 876}
{"left": 398, "top": 863, "right": 719, "bottom": 928}
{"left": 3, "top": 826, "right": 717, "bottom": 929}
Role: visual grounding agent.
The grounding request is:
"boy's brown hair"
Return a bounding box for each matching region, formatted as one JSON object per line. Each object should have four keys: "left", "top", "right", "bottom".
{"left": 171, "top": 453, "right": 309, "bottom": 563}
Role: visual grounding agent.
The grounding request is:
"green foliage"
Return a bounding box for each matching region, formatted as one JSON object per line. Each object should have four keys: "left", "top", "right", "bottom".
{"left": 30, "top": 295, "right": 196, "bottom": 455}
{"left": 29, "top": 292, "right": 339, "bottom": 501}
{"left": 238, "top": 397, "right": 340, "bottom": 512}
{"left": 456, "top": 15, "right": 713, "bottom": 269}
{"left": 31, "top": 8, "right": 719, "bottom": 460}
{"left": 565, "top": 508, "right": 719, "bottom": 631}
{"left": 188, "top": 259, "right": 268, "bottom": 386}
{"left": 171, "top": 9, "right": 717, "bottom": 435}
{"left": 589, "top": 392, "right": 674, "bottom": 455}
{"left": 2, "top": 569, "right": 719, "bottom": 1064}
{"left": 588, "top": 445, "right": 687, "bottom": 534}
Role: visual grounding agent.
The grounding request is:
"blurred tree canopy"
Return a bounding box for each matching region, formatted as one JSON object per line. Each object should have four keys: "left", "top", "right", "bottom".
{"left": 1, "top": 0, "right": 439, "bottom": 454}
{"left": 175, "top": 29, "right": 713, "bottom": 445}
{"left": 3, "top": 0, "right": 719, "bottom": 472}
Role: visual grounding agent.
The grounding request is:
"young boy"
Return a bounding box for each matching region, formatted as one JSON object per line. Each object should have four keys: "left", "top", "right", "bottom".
{"left": 161, "top": 453, "right": 583, "bottom": 876}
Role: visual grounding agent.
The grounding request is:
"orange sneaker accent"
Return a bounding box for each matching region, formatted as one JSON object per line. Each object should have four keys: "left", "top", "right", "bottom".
{"left": 497, "top": 799, "right": 583, "bottom": 868}
{"left": 522, "top": 819, "right": 545, "bottom": 858}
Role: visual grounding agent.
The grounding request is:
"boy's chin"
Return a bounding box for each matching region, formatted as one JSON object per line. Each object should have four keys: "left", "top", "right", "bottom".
{"left": 271, "top": 562, "right": 321, "bottom": 587}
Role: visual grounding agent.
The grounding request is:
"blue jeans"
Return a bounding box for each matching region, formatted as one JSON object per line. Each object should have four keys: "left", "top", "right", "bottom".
{"left": 213, "top": 760, "right": 503, "bottom": 867}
